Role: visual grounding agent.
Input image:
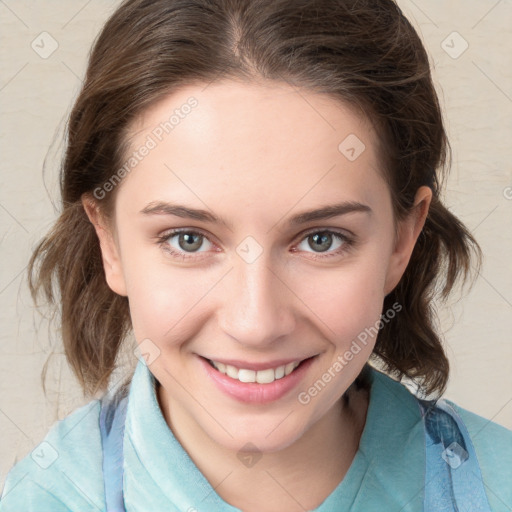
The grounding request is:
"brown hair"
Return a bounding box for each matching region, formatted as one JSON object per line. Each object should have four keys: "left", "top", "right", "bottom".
{"left": 28, "top": 0, "right": 481, "bottom": 398}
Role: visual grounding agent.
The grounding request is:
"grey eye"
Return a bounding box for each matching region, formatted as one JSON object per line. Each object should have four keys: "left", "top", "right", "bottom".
{"left": 298, "top": 231, "right": 345, "bottom": 254}
{"left": 166, "top": 231, "right": 212, "bottom": 253}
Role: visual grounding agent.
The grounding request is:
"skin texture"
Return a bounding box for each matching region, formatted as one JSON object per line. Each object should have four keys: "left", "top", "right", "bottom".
{"left": 83, "top": 79, "right": 431, "bottom": 511}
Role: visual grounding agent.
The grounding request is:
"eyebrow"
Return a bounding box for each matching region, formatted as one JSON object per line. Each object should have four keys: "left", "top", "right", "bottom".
{"left": 139, "top": 200, "right": 372, "bottom": 229}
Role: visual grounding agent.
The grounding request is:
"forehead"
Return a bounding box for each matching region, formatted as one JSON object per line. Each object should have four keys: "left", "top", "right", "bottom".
{"left": 117, "top": 79, "right": 387, "bottom": 219}
{"left": 128, "top": 78, "right": 377, "bottom": 158}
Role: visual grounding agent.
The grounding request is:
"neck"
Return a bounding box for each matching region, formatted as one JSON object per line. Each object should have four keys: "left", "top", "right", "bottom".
{"left": 157, "top": 382, "right": 369, "bottom": 512}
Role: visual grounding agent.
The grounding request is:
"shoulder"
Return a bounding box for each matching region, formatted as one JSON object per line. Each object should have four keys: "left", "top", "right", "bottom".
{"left": 446, "top": 399, "right": 512, "bottom": 510}
{"left": 0, "top": 399, "right": 105, "bottom": 512}
{"left": 366, "top": 368, "right": 512, "bottom": 510}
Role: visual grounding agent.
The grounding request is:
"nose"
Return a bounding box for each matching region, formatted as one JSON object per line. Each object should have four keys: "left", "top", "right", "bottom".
{"left": 217, "top": 255, "right": 296, "bottom": 349}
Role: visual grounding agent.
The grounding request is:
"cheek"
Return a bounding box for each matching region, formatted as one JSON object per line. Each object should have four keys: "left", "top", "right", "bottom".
{"left": 118, "top": 235, "right": 212, "bottom": 343}
{"left": 293, "top": 254, "right": 388, "bottom": 344}
{"left": 126, "top": 270, "right": 214, "bottom": 346}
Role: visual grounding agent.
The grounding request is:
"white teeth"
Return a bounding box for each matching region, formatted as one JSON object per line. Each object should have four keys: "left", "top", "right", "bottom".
{"left": 256, "top": 368, "right": 275, "bottom": 384}
{"left": 274, "top": 365, "right": 285, "bottom": 380}
{"left": 215, "top": 362, "right": 227, "bottom": 374}
{"left": 284, "top": 362, "right": 297, "bottom": 376}
{"left": 226, "top": 364, "right": 239, "bottom": 379}
{"left": 238, "top": 369, "right": 256, "bottom": 383}
{"left": 210, "top": 359, "right": 301, "bottom": 383}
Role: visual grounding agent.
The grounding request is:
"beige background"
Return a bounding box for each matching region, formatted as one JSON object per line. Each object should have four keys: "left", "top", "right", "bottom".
{"left": 1, "top": 0, "right": 511, "bottom": 493}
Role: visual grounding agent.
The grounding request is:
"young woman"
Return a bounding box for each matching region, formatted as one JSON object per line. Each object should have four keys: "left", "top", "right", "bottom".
{"left": 1, "top": 0, "right": 510, "bottom": 511}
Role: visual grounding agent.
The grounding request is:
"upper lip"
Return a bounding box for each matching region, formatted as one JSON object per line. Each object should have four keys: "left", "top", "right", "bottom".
{"left": 200, "top": 355, "right": 315, "bottom": 371}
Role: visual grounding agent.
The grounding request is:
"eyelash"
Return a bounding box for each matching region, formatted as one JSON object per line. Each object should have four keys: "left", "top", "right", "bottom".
{"left": 156, "top": 228, "right": 355, "bottom": 261}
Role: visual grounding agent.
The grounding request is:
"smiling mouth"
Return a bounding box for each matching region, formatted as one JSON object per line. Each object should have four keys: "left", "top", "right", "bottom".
{"left": 205, "top": 357, "right": 313, "bottom": 384}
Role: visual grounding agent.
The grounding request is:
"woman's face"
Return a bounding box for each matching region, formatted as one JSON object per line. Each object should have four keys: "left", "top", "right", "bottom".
{"left": 88, "top": 79, "right": 427, "bottom": 453}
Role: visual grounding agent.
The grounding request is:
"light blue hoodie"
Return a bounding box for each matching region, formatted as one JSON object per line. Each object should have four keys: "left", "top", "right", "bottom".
{"left": 1, "top": 359, "right": 511, "bottom": 511}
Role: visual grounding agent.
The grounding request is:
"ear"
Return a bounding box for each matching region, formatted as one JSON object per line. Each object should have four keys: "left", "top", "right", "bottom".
{"left": 81, "top": 194, "right": 128, "bottom": 297}
{"left": 383, "top": 186, "right": 432, "bottom": 295}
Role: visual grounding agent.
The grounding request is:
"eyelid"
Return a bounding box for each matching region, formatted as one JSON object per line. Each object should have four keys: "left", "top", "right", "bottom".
{"left": 157, "top": 227, "right": 218, "bottom": 255}
{"left": 158, "top": 226, "right": 353, "bottom": 245}
{"left": 295, "top": 225, "right": 355, "bottom": 242}
{"left": 157, "top": 226, "right": 356, "bottom": 260}
{"left": 291, "top": 228, "right": 355, "bottom": 259}
{"left": 159, "top": 226, "right": 216, "bottom": 244}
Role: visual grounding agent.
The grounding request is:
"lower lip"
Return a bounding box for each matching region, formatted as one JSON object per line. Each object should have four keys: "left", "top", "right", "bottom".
{"left": 199, "top": 356, "right": 316, "bottom": 404}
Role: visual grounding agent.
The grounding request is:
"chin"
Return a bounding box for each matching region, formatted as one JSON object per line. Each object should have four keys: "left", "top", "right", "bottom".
{"left": 216, "top": 424, "right": 306, "bottom": 455}
{"left": 199, "top": 405, "right": 319, "bottom": 455}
